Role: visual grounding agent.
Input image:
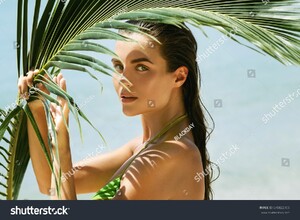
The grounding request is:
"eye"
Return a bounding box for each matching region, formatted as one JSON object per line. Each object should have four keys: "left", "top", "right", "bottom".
{"left": 136, "top": 65, "right": 149, "bottom": 72}
{"left": 113, "top": 64, "right": 124, "bottom": 73}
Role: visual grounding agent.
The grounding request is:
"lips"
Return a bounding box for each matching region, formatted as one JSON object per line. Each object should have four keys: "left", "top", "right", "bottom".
{"left": 120, "top": 93, "right": 138, "bottom": 103}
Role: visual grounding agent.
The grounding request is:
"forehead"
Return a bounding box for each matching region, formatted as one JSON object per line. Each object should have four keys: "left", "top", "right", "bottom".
{"left": 115, "top": 33, "right": 160, "bottom": 61}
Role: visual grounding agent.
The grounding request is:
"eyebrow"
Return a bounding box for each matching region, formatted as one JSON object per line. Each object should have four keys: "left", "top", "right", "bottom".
{"left": 111, "top": 57, "right": 154, "bottom": 64}
{"left": 131, "top": 57, "right": 154, "bottom": 64}
{"left": 111, "top": 58, "right": 121, "bottom": 63}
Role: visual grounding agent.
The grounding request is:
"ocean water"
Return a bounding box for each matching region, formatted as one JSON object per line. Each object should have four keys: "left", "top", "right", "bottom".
{"left": 0, "top": 1, "right": 299, "bottom": 200}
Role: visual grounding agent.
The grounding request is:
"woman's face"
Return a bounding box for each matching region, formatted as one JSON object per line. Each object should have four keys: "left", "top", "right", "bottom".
{"left": 113, "top": 33, "right": 177, "bottom": 116}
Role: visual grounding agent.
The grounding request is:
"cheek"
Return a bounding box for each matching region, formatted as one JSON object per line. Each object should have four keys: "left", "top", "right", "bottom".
{"left": 154, "top": 85, "right": 172, "bottom": 103}
{"left": 140, "top": 74, "right": 173, "bottom": 105}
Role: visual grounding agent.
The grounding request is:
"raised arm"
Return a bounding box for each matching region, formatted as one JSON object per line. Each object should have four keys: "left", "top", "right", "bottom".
{"left": 18, "top": 71, "right": 138, "bottom": 198}
{"left": 18, "top": 70, "right": 52, "bottom": 195}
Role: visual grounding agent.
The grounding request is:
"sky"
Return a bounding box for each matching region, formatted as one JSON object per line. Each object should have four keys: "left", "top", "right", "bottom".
{"left": 0, "top": 0, "right": 299, "bottom": 200}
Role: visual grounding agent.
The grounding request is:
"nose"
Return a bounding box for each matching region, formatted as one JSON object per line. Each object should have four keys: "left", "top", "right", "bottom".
{"left": 118, "top": 69, "right": 133, "bottom": 89}
{"left": 119, "top": 75, "right": 131, "bottom": 87}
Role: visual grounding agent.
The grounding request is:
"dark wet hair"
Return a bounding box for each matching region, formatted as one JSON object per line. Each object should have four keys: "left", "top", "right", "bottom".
{"left": 121, "top": 21, "right": 218, "bottom": 200}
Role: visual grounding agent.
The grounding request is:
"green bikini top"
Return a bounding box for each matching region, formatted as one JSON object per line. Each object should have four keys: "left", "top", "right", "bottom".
{"left": 92, "top": 114, "right": 188, "bottom": 200}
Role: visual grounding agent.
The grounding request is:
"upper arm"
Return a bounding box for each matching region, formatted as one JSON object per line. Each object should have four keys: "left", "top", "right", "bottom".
{"left": 113, "top": 141, "right": 204, "bottom": 200}
{"left": 73, "top": 137, "right": 141, "bottom": 194}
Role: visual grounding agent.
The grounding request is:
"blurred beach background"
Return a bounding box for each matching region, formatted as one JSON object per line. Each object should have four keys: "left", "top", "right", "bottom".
{"left": 0, "top": 1, "right": 299, "bottom": 200}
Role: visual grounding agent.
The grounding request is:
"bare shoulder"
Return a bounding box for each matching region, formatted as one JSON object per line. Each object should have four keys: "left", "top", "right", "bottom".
{"left": 149, "top": 137, "right": 202, "bottom": 165}
{"left": 114, "top": 137, "right": 204, "bottom": 200}
{"left": 148, "top": 138, "right": 204, "bottom": 199}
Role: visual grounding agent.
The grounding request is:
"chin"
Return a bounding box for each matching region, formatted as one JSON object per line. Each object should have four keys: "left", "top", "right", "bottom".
{"left": 122, "top": 109, "right": 140, "bottom": 117}
{"left": 122, "top": 106, "right": 159, "bottom": 117}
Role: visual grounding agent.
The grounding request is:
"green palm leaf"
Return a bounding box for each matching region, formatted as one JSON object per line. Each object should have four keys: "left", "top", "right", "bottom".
{"left": 0, "top": 0, "right": 299, "bottom": 199}
{"left": 0, "top": 107, "right": 29, "bottom": 200}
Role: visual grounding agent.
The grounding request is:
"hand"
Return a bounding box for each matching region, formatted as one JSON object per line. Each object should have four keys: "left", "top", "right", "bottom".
{"left": 18, "top": 69, "right": 49, "bottom": 107}
{"left": 49, "top": 73, "right": 69, "bottom": 132}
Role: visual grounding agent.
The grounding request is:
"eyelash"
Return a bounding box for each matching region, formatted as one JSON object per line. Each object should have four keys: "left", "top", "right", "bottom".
{"left": 113, "top": 64, "right": 149, "bottom": 73}
{"left": 136, "top": 65, "right": 149, "bottom": 72}
{"left": 114, "top": 64, "right": 124, "bottom": 73}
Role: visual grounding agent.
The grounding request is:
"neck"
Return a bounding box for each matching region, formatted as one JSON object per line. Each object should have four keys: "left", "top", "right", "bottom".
{"left": 140, "top": 94, "right": 186, "bottom": 143}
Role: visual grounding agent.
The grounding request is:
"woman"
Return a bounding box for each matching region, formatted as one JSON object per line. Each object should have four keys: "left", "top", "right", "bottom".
{"left": 18, "top": 21, "right": 215, "bottom": 200}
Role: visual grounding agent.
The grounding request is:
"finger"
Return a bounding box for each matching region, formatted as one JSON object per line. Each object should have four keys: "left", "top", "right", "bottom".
{"left": 50, "top": 103, "right": 55, "bottom": 111}
{"left": 36, "top": 70, "right": 53, "bottom": 95}
{"left": 57, "top": 73, "right": 63, "bottom": 81}
{"left": 50, "top": 103, "right": 56, "bottom": 119}
{"left": 59, "top": 77, "right": 67, "bottom": 92}
{"left": 57, "top": 76, "right": 67, "bottom": 106}
{"left": 50, "top": 102, "right": 59, "bottom": 113}
{"left": 43, "top": 73, "right": 50, "bottom": 80}
{"left": 35, "top": 82, "right": 50, "bottom": 95}
{"left": 18, "top": 76, "right": 27, "bottom": 95}
{"left": 53, "top": 76, "right": 57, "bottom": 84}
{"left": 33, "top": 69, "right": 39, "bottom": 75}
{"left": 26, "top": 71, "right": 35, "bottom": 87}
{"left": 24, "top": 92, "right": 30, "bottom": 100}
{"left": 17, "top": 77, "right": 24, "bottom": 94}
{"left": 26, "top": 70, "right": 33, "bottom": 77}
{"left": 26, "top": 71, "right": 34, "bottom": 79}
